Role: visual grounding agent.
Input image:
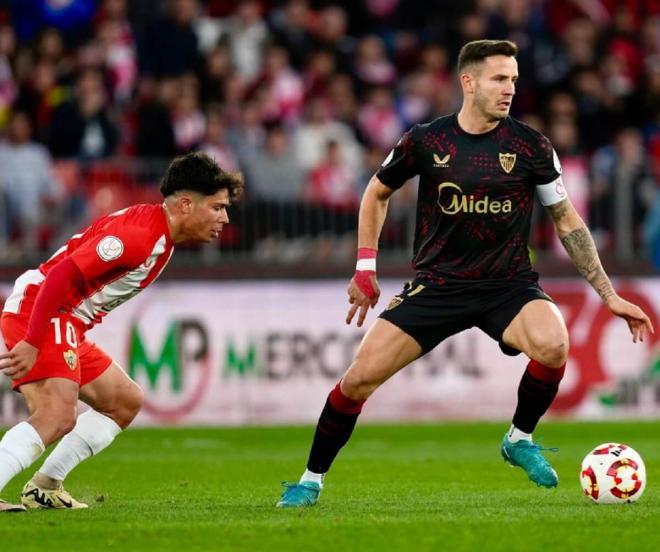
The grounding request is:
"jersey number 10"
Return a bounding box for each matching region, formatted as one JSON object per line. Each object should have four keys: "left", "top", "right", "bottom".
{"left": 50, "top": 317, "right": 79, "bottom": 348}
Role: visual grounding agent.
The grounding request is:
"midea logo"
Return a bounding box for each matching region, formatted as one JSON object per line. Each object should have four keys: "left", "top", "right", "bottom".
{"left": 437, "top": 182, "right": 512, "bottom": 215}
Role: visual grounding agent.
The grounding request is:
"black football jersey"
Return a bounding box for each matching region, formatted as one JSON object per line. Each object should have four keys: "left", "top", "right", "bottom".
{"left": 376, "top": 114, "right": 561, "bottom": 284}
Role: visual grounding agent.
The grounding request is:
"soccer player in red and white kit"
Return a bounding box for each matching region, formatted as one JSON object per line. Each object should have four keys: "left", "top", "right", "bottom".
{"left": 277, "top": 40, "right": 654, "bottom": 507}
{"left": 0, "top": 152, "right": 243, "bottom": 511}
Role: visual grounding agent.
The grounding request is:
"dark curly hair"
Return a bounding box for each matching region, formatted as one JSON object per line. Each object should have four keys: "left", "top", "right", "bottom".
{"left": 160, "top": 152, "right": 244, "bottom": 201}
{"left": 457, "top": 40, "right": 518, "bottom": 73}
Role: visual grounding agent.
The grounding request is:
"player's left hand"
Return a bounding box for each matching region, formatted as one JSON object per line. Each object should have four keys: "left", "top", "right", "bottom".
{"left": 0, "top": 340, "right": 39, "bottom": 380}
{"left": 605, "top": 295, "right": 655, "bottom": 343}
{"left": 346, "top": 271, "right": 380, "bottom": 327}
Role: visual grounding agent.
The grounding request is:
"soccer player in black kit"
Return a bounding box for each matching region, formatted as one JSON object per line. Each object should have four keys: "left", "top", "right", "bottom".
{"left": 277, "top": 40, "right": 654, "bottom": 507}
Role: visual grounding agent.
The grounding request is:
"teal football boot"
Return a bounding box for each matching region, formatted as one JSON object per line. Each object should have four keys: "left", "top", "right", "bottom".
{"left": 501, "top": 434, "right": 559, "bottom": 488}
{"left": 276, "top": 481, "right": 321, "bottom": 508}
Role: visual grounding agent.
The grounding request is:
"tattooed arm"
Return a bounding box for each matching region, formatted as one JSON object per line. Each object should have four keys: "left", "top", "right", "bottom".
{"left": 546, "top": 199, "right": 654, "bottom": 342}
{"left": 546, "top": 199, "right": 615, "bottom": 302}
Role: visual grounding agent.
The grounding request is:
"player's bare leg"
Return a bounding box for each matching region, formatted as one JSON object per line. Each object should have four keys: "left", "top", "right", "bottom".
{"left": 278, "top": 319, "right": 422, "bottom": 507}
{"left": 500, "top": 299, "right": 569, "bottom": 487}
{"left": 23, "top": 363, "right": 143, "bottom": 510}
{"left": 0, "top": 378, "right": 78, "bottom": 512}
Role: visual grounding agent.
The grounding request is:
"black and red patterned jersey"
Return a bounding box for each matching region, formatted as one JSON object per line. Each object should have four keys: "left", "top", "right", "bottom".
{"left": 376, "top": 114, "right": 563, "bottom": 284}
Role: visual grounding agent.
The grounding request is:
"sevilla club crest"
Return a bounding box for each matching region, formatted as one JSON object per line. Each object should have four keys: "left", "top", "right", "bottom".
{"left": 499, "top": 152, "right": 516, "bottom": 174}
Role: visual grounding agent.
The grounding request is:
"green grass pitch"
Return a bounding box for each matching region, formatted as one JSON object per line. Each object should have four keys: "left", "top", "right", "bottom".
{"left": 1, "top": 421, "right": 658, "bottom": 551}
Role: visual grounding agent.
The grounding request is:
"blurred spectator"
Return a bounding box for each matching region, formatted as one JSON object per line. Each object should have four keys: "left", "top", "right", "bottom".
{"left": 357, "top": 86, "right": 404, "bottom": 151}
{"left": 353, "top": 34, "right": 397, "bottom": 90}
{"left": 590, "top": 128, "right": 656, "bottom": 258}
{"left": 200, "top": 44, "right": 232, "bottom": 105}
{"left": 326, "top": 73, "right": 359, "bottom": 125}
{"left": 192, "top": 2, "right": 224, "bottom": 55}
{"left": 572, "top": 68, "right": 626, "bottom": 151}
{"left": 134, "top": 77, "right": 177, "bottom": 158}
{"left": 308, "top": 5, "right": 356, "bottom": 74}
{"left": 303, "top": 48, "right": 336, "bottom": 101}
{"left": 47, "top": 68, "right": 118, "bottom": 159}
{"left": 641, "top": 15, "right": 660, "bottom": 58}
{"left": 227, "top": 99, "right": 266, "bottom": 163}
{"left": 252, "top": 45, "right": 304, "bottom": 124}
{"left": 11, "top": 0, "right": 96, "bottom": 47}
{"left": 534, "top": 17, "right": 600, "bottom": 89}
{"left": 0, "top": 111, "right": 61, "bottom": 254}
{"left": 245, "top": 123, "right": 304, "bottom": 203}
{"left": 643, "top": 184, "right": 660, "bottom": 268}
{"left": 397, "top": 70, "right": 434, "bottom": 127}
{"left": 269, "top": 0, "right": 315, "bottom": 71}
{"left": 94, "top": 0, "right": 138, "bottom": 105}
{"left": 293, "top": 96, "right": 362, "bottom": 175}
{"left": 547, "top": 117, "right": 590, "bottom": 256}
{"left": 221, "top": 0, "right": 268, "bottom": 82}
{"left": 305, "top": 140, "right": 359, "bottom": 211}
{"left": 419, "top": 43, "right": 451, "bottom": 89}
{"left": 0, "top": 24, "right": 17, "bottom": 129}
{"left": 628, "top": 55, "right": 660, "bottom": 128}
{"left": 243, "top": 123, "right": 306, "bottom": 258}
{"left": 391, "top": 31, "right": 421, "bottom": 76}
{"left": 304, "top": 139, "right": 359, "bottom": 261}
{"left": 14, "top": 59, "right": 66, "bottom": 142}
{"left": 19, "top": 27, "right": 75, "bottom": 86}
{"left": 486, "top": 0, "right": 544, "bottom": 114}
{"left": 172, "top": 74, "right": 205, "bottom": 152}
{"left": 219, "top": 71, "right": 247, "bottom": 126}
{"left": 199, "top": 104, "right": 239, "bottom": 172}
{"left": 138, "top": 0, "right": 201, "bottom": 78}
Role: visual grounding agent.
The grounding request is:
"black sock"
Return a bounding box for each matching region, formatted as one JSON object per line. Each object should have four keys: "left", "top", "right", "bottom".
{"left": 306, "top": 383, "right": 364, "bottom": 473}
{"left": 512, "top": 360, "right": 565, "bottom": 433}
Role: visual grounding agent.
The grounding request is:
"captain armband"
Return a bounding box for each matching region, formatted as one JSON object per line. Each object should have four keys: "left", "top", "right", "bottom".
{"left": 536, "top": 176, "right": 568, "bottom": 206}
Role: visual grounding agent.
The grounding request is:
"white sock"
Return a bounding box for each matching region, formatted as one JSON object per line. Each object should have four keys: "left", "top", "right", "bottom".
{"left": 507, "top": 425, "right": 532, "bottom": 443}
{"left": 39, "top": 410, "right": 122, "bottom": 481}
{"left": 0, "top": 422, "right": 45, "bottom": 492}
{"left": 300, "top": 469, "right": 324, "bottom": 488}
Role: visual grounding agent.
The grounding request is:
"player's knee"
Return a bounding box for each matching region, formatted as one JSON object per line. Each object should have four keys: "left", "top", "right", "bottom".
{"left": 28, "top": 400, "right": 78, "bottom": 444}
{"left": 534, "top": 335, "right": 569, "bottom": 368}
{"left": 341, "top": 371, "right": 377, "bottom": 401}
{"left": 115, "top": 383, "right": 144, "bottom": 428}
{"left": 125, "top": 383, "right": 144, "bottom": 419}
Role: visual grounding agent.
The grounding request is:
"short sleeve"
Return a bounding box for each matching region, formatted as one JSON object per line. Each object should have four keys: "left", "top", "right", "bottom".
{"left": 376, "top": 126, "right": 419, "bottom": 189}
{"left": 531, "top": 134, "right": 562, "bottom": 186}
{"left": 69, "top": 227, "right": 153, "bottom": 280}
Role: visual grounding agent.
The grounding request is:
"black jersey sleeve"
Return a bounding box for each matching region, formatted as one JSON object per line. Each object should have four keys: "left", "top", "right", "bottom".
{"left": 375, "top": 126, "right": 419, "bottom": 190}
{"left": 530, "top": 133, "right": 562, "bottom": 186}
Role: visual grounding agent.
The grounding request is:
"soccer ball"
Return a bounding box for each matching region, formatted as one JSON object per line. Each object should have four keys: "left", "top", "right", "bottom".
{"left": 580, "top": 443, "right": 646, "bottom": 504}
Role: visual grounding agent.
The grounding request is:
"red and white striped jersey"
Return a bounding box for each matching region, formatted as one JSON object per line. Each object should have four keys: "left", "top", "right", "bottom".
{"left": 3, "top": 204, "right": 174, "bottom": 329}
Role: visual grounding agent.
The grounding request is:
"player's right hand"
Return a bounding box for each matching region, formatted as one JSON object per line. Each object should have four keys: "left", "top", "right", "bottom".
{"left": 346, "top": 271, "right": 380, "bottom": 327}
{"left": 0, "top": 340, "right": 39, "bottom": 380}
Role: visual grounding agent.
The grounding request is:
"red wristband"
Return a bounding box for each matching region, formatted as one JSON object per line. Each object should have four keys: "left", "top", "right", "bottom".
{"left": 356, "top": 247, "right": 377, "bottom": 271}
{"left": 357, "top": 247, "right": 377, "bottom": 259}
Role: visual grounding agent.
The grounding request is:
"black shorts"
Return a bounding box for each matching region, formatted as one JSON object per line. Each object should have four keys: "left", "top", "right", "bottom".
{"left": 378, "top": 276, "right": 553, "bottom": 356}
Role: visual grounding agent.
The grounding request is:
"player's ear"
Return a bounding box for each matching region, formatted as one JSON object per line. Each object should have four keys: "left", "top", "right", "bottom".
{"left": 460, "top": 73, "right": 475, "bottom": 94}
{"left": 177, "top": 193, "right": 195, "bottom": 214}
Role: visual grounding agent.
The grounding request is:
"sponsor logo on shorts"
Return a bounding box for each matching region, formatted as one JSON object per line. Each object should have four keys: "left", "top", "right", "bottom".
{"left": 386, "top": 296, "right": 404, "bottom": 310}
{"left": 63, "top": 349, "right": 77, "bottom": 370}
{"left": 96, "top": 236, "right": 124, "bottom": 262}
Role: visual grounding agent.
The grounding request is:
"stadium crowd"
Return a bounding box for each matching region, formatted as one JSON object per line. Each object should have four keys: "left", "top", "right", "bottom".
{"left": 0, "top": 0, "right": 659, "bottom": 267}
